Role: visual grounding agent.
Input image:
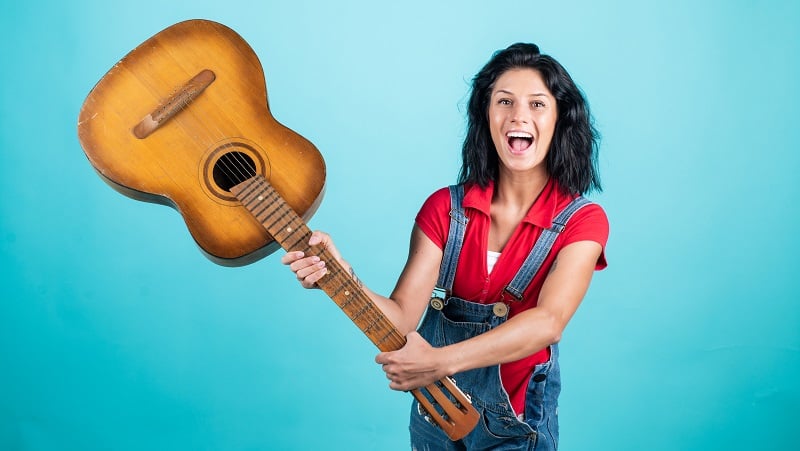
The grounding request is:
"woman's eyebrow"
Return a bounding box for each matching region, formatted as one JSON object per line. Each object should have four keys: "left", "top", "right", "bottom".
{"left": 493, "top": 89, "right": 551, "bottom": 97}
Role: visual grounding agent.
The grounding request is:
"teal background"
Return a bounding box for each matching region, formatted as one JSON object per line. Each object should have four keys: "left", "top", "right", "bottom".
{"left": 2, "top": 0, "right": 798, "bottom": 449}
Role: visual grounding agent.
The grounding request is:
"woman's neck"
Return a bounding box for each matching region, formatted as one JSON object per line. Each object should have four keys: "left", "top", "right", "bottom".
{"left": 486, "top": 172, "right": 549, "bottom": 253}
{"left": 492, "top": 170, "right": 549, "bottom": 213}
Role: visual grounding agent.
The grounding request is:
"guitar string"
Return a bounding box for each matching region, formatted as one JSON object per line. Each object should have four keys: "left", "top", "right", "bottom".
{"left": 139, "top": 43, "right": 462, "bottom": 424}
{"left": 204, "top": 55, "right": 464, "bottom": 418}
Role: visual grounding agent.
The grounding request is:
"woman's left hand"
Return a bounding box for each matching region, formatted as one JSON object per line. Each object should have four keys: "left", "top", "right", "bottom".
{"left": 375, "top": 332, "right": 449, "bottom": 391}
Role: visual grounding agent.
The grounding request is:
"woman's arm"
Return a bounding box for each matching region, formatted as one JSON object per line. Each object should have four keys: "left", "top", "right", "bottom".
{"left": 376, "top": 239, "right": 603, "bottom": 391}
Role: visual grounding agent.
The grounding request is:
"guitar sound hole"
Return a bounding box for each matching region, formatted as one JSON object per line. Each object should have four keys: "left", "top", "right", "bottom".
{"left": 213, "top": 151, "right": 257, "bottom": 192}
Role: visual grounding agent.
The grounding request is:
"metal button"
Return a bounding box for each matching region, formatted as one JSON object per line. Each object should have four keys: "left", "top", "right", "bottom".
{"left": 492, "top": 302, "right": 508, "bottom": 317}
{"left": 430, "top": 297, "right": 445, "bottom": 310}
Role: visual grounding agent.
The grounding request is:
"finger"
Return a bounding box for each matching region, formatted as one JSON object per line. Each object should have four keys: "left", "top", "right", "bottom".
{"left": 295, "top": 259, "right": 325, "bottom": 279}
{"left": 375, "top": 351, "right": 392, "bottom": 365}
{"left": 309, "top": 230, "right": 328, "bottom": 246}
{"left": 389, "top": 372, "right": 434, "bottom": 392}
{"left": 300, "top": 266, "right": 328, "bottom": 288}
{"left": 280, "top": 251, "right": 304, "bottom": 265}
{"left": 389, "top": 379, "right": 410, "bottom": 392}
{"left": 309, "top": 231, "right": 345, "bottom": 261}
{"left": 290, "top": 255, "right": 321, "bottom": 274}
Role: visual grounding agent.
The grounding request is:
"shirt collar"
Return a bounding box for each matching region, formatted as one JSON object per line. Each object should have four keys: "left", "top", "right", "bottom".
{"left": 462, "top": 179, "right": 562, "bottom": 229}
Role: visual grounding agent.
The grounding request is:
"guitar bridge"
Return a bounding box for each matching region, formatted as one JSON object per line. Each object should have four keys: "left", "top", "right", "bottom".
{"left": 132, "top": 69, "right": 216, "bottom": 139}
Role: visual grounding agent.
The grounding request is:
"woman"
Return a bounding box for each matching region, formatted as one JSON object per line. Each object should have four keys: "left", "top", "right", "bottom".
{"left": 282, "top": 43, "right": 608, "bottom": 450}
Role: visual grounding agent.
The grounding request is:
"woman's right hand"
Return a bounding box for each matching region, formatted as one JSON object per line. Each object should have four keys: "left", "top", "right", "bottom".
{"left": 280, "top": 230, "right": 344, "bottom": 289}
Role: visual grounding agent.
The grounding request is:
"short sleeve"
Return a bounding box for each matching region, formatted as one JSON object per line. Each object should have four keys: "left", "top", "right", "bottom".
{"left": 414, "top": 186, "right": 452, "bottom": 250}
{"left": 561, "top": 203, "right": 609, "bottom": 270}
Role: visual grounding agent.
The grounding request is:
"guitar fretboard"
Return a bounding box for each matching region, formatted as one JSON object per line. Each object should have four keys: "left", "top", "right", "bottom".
{"left": 231, "top": 175, "right": 406, "bottom": 352}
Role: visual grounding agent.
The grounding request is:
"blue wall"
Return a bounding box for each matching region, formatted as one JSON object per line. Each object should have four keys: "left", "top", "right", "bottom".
{"left": 1, "top": 1, "right": 798, "bottom": 450}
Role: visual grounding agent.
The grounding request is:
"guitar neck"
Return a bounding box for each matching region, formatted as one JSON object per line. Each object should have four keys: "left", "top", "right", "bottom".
{"left": 231, "top": 175, "right": 406, "bottom": 352}
{"left": 232, "top": 174, "right": 479, "bottom": 441}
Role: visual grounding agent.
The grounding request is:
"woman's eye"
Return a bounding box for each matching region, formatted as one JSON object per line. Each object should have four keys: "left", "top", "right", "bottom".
{"left": 498, "top": 99, "right": 512, "bottom": 106}
{"left": 532, "top": 101, "right": 545, "bottom": 108}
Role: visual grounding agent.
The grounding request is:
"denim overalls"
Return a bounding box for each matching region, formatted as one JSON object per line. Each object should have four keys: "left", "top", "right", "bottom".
{"left": 410, "top": 185, "right": 591, "bottom": 451}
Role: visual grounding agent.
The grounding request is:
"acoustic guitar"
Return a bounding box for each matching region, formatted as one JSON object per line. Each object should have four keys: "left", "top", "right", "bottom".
{"left": 77, "top": 19, "right": 478, "bottom": 441}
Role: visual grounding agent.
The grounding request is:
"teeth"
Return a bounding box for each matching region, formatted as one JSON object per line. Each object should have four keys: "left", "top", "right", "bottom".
{"left": 507, "top": 131, "right": 532, "bottom": 138}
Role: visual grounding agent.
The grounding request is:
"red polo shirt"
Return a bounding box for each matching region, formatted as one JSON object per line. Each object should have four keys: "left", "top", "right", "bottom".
{"left": 415, "top": 179, "right": 608, "bottom": 414}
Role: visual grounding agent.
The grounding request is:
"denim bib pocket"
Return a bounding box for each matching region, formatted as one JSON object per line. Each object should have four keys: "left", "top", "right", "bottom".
{"left": 478, "top": 404, "right": 537, "bottom": 447}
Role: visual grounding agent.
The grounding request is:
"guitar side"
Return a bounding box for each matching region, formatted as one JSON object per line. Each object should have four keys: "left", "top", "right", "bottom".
{"left": 77, "top": 19, "right": 326, "bottom": 266}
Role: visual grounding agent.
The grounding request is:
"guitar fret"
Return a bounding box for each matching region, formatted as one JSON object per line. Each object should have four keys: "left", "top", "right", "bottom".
{"left": 350, "top": 300, "right": 371, "bottom": 321}
{"left": 266, "top": 208, "right": 293, "bottom": 237}
{"left": 270, "top": 212, "right": 303, "bottom": 245}
{"left": 271, "top": 211, "right": 302, "bottom": 237}
{"left": 246, "top": 181, "right": 270, "bottom": 207}
{"left": 252, "top": 202, "right": 277, "bottom": 223}
{"left": 240, "top": 192, "right": 262, "bottom": 212}
{"left": 326, "top": 266, "right": 348, "bottom": 283}
{"left": 286, "top": 229, "right": 311, "bottom": 252}
{"left": 262, "top": 208, "right": 286, "bottom": 232}
{"left": 277, "top": 226, "right": 308, "bottom": 252}
{"left": 236, "top": 178, "right": 261, "bottom": 202}
{"left": 248, "top": 186, "right": 308, "bottom": 251}
{"left": 254, "top": 196, "right": 282, "bottom": 225}
{"left": 251, "top": 200, "right": 273, "bottom": 222}
{"left": 251, "top": 180, "right": 274, "bottom": 201}
{"left": 349, "top": 294, "right": 371, "bottom": 312}
{"left": 358, "top": 313, "right": 385, "bottom": 342}
{"left": 325, "top": 281, "right": 344, "bottom": 300}
{"left": 318, "top": 253, "right": 347, "bottom": 278}
{"left": 362, "top": 317, "right": 383, "bottom": 335}
{"left": 260, "top": 186, "right": 286, "bottom": 216}
{"left": 338, "top": 294, "right": 355, "bottom": 310}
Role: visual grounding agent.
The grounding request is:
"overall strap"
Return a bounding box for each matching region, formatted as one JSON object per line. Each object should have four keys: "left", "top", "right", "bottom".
{"left": 436, "top": 184, "right": 468, "bottom": 293}
{"left": 504, "top": 196, "right": 593, "bottom": 300}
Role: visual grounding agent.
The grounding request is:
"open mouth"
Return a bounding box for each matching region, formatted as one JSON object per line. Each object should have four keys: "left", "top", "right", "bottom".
{"left": 507, "top": 131, "right": 533, "bottom": 153}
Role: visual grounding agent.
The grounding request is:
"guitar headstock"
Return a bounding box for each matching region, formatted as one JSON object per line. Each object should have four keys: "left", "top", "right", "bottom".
{"left": 411, "top": 377, "right": 480, "bottom": 441}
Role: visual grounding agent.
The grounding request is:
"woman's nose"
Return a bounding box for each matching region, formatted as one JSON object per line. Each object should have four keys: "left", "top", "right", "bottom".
{"left": 511, "top": 104, "right": 530, "bottom": 123}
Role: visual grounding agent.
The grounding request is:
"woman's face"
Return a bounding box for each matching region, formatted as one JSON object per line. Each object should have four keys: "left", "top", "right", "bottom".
{"left": 488, "top": 68, "right": 558, "bottom": 177}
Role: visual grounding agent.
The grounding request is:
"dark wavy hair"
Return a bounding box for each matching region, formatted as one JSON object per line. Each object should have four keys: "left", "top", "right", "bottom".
{"left": 458, "top": 43, "right": 601, "bottom": 195}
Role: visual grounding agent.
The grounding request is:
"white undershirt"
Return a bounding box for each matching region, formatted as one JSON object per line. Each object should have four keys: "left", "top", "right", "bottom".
{"left": 487, "top": 251, "right": 501, "bottom": 274}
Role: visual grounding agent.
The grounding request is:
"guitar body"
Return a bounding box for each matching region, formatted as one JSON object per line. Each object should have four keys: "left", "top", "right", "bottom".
{"left": 77, "top": 19, "right": 325, "bottom": 266}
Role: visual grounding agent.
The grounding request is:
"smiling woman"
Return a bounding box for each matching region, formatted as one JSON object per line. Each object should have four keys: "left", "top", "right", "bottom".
{"left": 283, "top": 42, "right": 608, "bottom": 450}
{"left": 3, "top": 1, "right": 798, "bottom": 450}
{"left": 488, "top": 68, "right": 558, "bottom": 180}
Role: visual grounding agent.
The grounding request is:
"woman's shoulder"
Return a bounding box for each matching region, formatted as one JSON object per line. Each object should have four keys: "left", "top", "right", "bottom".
{"left": 420, "top": 183, "right": 474, "bottom": 211}
{"left": 426, "top": 185, "right": 454, "bottom": 204}
{"left": 549, "top": 181, "right": 607, "bottom": 224}
{"left": 560, "top": 197, "right": 609, "bottom": 246}
{"left": 546, "top": 180, "right": 609, "bottom": 239}
{"left": 415, "top": 185, "right": 457, "bottom": 249}
{"left": 572, "top": 199, "right": 608, "bottom": 222}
